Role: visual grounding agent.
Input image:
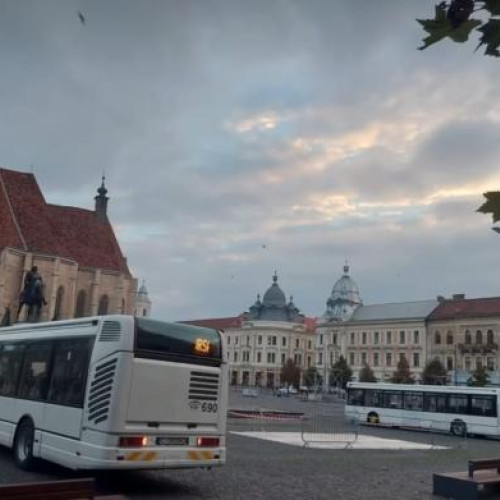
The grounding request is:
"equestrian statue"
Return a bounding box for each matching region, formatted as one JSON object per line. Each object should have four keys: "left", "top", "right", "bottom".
{"left": 17, "top": 266, "right": 47, "bottom": 323}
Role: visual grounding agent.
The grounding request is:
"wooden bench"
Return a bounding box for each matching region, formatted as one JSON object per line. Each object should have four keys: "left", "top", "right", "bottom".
{"left": 469, "top": 458, "right": 500, "bottom": 477}
{"left": 434, "top": 458, "right": 500, "bottom": 499}
{"left": 0, "top": 478, "right": 127, "bottom": 500}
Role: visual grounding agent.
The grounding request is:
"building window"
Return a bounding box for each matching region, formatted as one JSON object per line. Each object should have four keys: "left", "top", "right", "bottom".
{"left": 386, "top": 352, "right": 392, "bottom": 367}
{"left": 234, "top": 352, "right": 238, "bottom": 362}
{"left": 465, "top": 357, "right": 471, "bottom": 371}
{"left": 446, "top": 331, "right": 453, "bottom": 345}
{"left": 374, "top": 353, "right": 380, "bottom": 367}
{"left": 362, "top": 332, "right": 367, "bottom": 345}
{"left": 74, "top": 290, "right": 86, "bottom": 318}
{"left": 447, "top": 357, "right": 453, "bottom": 371}
{"left": 307, "top": 356, "right": 311, "bottom": 368}
{"left": 142, "top": 308, "right": 147, "bottom": 316}
{"left": 374, "top": 332, "right": 379, "bottom": 345}
{"left": 399, "top": 353, "right": 406, "bottom": 362}
{"left": 333, "top": 333, "right": 338, "bottom": 345}
{"left": 487, "top": 357, "right": 495, "bottom": 371}
{"left": 295, "top": 339, "right": 299, "bottom": 349}
{"left": 349, "top": 353, "right": 355, "bottom": 366}
{"left": 476, "top": 330, "right": 483, "bottom": 345}
{"left": 227, "top": 336, "right": 231, "bottom": 345}
{"left": 476, "top": 358, "right": 483, "bottom": 369}
{"left": 465, "top": 330, "right": 471, "bottom": 344}
{"left": 243, "top": 351, "right": 250, "bottom": 362}
{"left": 487, "top": 330, "right": 494, "bottom": 345}
{"left": 267, "top": 353, "right": 276, "bottom": 364}
{"left": 361, "top": 352, "right": 367, "bottom": 365}
{"left": 308, "top": 340, "right": 312, "bottom": 349}
{"left": 318, "top": 353, "right": 323, "bottom": 365}
{"left": 98, "top": 295, "right": 109, "bottom": 316}
{"left": 399, "top": 331, "right": 405, "bottom": 344}
{"left": 246, "top": 335, "right": 250, "bottom": 345}
{"left": 281, "top": 353, "right": 286, "bottom": 365}
{"left": 413, "top": 331, "right": 419, "bottom": 345}
{"left": 386, "top": 331, "right": 392, "bottom": 345}
{"left": 257, "top": 352, "right": 261, "bottom": 363}
{"left": 435, "top": 331, "right": 441, "bottom": 345}
{"left": 413, "top": 353, "right": 420, "bottom": 368}
{"left": 235, "top": 337, "right": 239, "bottom": 345}
{"left": 319, "top": 334, "right": 323, "bottom": 345}
{"left": 350, "top": 333, "right": 355, "bottom": 345}
{"left": 282, "top": 337, "right": 286, "bottom": 347}
{"left": 258, "top": 335, "right": 262, "bottom": 345}
{"left": 52, "top": 286, "right": 65, "bottom": 321}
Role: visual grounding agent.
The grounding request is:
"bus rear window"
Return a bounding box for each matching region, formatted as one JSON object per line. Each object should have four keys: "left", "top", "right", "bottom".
{"left": 135, "top": 318, "right": 222, "bottom": 366}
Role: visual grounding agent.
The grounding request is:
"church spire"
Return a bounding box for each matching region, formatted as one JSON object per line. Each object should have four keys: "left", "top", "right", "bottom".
{"left": 95, "top": 174, "right": 109, "bottom": 221}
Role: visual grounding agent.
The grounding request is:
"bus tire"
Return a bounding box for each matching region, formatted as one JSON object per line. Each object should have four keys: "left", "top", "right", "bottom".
{"left": 367, "top": 412, "right": 379, "bottom": 424}
{"left": 13, "top": 418, "right": 35, "bottom": 470}
{"left": 450, "top": 421, "right": 467, "bottom": 437}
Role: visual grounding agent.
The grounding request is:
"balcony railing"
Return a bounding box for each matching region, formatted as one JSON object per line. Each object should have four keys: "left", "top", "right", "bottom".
{"left": 457, "top": 343, "right": 498, "bottom": 354}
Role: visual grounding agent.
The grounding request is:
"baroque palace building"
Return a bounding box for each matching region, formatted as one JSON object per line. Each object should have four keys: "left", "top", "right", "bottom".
{"left": 317, "top": 265, "right": 500, "bottom": 386}
{"left": 0, "top": 167, "right": 148, "bottom": 322}
{"left": 184, "top": 273, "right": 316, "bottom": 388}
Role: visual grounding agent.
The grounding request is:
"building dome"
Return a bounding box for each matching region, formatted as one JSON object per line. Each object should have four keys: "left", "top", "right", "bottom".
{"left": 324, "top": 263, "right": 362, "bottom": 322}
{"left": 248, "top": 272, "right": 304, "bottom": 323}
{"left": 262, "top": 272, "right": 286, "bottom": 308}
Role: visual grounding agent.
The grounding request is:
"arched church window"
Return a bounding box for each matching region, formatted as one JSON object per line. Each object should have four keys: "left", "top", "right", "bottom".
{"left": 487, "top": 330, "right": 494, "bottom": 345}
{"left": 53, "top": 286, "right": 64, "bottom": 321}
{"left": 75, "top": 290, "right": 86, "bottom": 318}
{"left": 98, "top": 295, "right": 109, "bottom": 316}
{"left": 446, "top": 331, "right": 453, "bottom": 345}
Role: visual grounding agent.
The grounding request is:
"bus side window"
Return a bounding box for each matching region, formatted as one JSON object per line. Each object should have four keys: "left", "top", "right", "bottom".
{"left": 18, "top": 341, "right": 53, "bottom": 401}
{"left": 48, "top": 338, "right": 92, "bottom": 408}
{"left": 448, "top": 394, "right": 468, "bottom": 414}
{"left": 471, "top": 396, "right": 496, "bottom": 417}
{"left": 404, "top": 392, "right": 423, "bottom": 411}
{"left": 0, "top": 344, "right": 25, "bottom": 397}
{"left": 383, "top": 391, "right": 402, "bottom": 409}
{"left": 365, "top": 390, "right": 381, "bottom": 407}
{"left": 347, "top": 389, "right": 364, "bottom": 406}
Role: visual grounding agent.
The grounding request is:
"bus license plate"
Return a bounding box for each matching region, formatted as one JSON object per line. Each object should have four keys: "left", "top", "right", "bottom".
{"left": 156, "top": 437, "right": 189, "bottom": 446}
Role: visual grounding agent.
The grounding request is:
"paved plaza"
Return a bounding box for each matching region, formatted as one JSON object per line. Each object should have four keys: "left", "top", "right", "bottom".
{"left": 0, "top": 390, "right": 500, "bottom": 499}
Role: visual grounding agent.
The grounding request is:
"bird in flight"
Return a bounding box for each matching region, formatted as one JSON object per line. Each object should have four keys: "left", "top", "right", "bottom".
{"left": 78, "top": 11, "right": 86, "bottom": 25}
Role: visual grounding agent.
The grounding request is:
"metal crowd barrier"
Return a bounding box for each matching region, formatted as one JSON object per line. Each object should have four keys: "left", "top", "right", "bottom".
{"left": 301, "top": 414, "right": 359, "bottom": 448}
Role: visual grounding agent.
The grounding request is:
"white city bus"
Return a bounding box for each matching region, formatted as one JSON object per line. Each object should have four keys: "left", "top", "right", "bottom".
{"left": 346, "top": 382, "right": 500, "bottom": 437}
{"left": 0, "top": 315, "right": 228, "bottom": 470}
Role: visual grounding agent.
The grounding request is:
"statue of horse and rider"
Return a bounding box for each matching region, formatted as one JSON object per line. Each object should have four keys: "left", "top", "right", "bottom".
{"left": 17, "top": 266, "right": 47, "bottom": 323}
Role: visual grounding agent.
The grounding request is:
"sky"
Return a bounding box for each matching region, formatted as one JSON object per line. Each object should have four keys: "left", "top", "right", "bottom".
{"left": 1, "top": 1, "right": 500, "bottom": 321}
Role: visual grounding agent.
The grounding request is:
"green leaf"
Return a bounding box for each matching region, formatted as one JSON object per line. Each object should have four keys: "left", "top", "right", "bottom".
{"left": 477, "top": 18, "right": 500, "bottom": 56}
{"left": 449, "top": 19, "right": 482, "bottom": 42}
{"left": 417, "top": 4, "right": 482, "bottom": 49}
{"left": 477, "top": 191, "right": 500, "bottom": 222}
{"left": 484, "top": 0, "right": 500, "bottom": 16}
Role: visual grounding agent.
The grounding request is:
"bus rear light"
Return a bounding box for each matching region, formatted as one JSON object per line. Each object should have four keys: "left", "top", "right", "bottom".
{"left": 196, "top": 437, "right": 219, "bottom": 447}
{"left": 119, "top": 436, "right": 148, "bottom": 447}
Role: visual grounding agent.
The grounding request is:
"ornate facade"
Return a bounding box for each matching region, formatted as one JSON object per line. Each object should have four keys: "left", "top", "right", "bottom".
{"left": 184, "top": 273, "right": 316, "bottom": 388}
{"left": 0, "top": 167, "right": 138, "bottom": 323}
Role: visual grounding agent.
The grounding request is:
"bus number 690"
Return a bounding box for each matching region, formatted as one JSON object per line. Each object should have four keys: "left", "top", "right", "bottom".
{"left": 201, "top": 402, "right": 218, "bottom": 413}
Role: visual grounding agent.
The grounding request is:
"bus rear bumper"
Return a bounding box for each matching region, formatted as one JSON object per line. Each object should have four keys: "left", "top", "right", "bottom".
{"left": 72, "top": 446, "right": 226, "bottom": 470}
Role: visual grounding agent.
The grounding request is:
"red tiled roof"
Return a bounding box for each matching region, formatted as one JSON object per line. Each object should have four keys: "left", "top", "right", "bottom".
{"left": 304, "top": 316, "right": 317, "bottom": 334}
{"left": 181, "top": 316, "right": 243, "bottom": 331}
{"left": 428, "top": 297, "right": 500, "bottom": 321}
{"left": 0, "top": 167, "right": 129, "bottom": 274}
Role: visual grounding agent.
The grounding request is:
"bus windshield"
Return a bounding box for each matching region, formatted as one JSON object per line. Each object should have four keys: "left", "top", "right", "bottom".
{"left": 135, "top": 317, "right": 222, "bottom": 366}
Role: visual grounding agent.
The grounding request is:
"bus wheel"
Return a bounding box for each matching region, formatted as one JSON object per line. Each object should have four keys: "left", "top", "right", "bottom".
{"left": 13, "top": 418, "right": 35, "bottom": 470}
{"left": 367, "top": 412, "right": 379, "bottom": 424}
{"left": 450, "top": 421, "right": 467, "bottom": 437}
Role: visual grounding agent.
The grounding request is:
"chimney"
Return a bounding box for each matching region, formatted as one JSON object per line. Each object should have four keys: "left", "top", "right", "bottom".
{"left": 436, "top": 295, "right": 445, "bottom": 303}
{"left": 452, "top": 294, "right": 465, "bottom": 300}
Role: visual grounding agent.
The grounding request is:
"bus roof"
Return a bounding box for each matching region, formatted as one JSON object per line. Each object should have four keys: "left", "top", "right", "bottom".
{"left": 347, "top": 381, "right": 500, "bottom": 395}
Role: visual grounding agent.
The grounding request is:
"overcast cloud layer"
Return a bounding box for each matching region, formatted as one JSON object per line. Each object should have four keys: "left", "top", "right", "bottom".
{"left": 2, "top": 1, "right": 500, "bottom": 320}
